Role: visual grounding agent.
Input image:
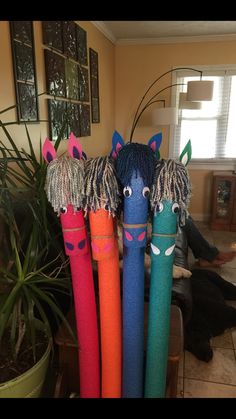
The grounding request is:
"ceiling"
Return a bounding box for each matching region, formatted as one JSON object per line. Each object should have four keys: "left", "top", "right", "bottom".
{"left": 94, "top": 21, "right": 236, "bottom": 43}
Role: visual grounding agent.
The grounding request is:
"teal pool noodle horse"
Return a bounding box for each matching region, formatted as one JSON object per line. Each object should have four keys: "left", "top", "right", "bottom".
{"left": 144, "top": 141, "right": 192, "bottom": 398}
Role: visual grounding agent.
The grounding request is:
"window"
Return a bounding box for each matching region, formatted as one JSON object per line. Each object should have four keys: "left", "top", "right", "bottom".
{"left": 170, "top": 67, "right": 236, "bottom": 169}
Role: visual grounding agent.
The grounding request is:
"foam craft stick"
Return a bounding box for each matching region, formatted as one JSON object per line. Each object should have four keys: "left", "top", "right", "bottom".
{"left": 112, "top": 131, "right": 160, "bottom": 398}
{"left": 144, "top": 145, "right": 192, "bottom": 398}
{"left": 84, "top": 157, "right": 122, "bottom": 398}
{"left": 42, "top": 133, "right": 100, "bottom": 398}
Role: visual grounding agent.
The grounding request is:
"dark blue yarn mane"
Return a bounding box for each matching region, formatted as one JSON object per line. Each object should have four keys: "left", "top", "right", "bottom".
{"left": 115, "top": 143, "right": 157, "bottom": 187}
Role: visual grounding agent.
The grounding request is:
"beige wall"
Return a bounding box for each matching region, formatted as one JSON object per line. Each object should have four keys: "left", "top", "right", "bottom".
{"left": 115, "top": 41, "right": 236, "bottom": 218}
{"left": 1, "top": 21, "right": 235, "bottom": 219}
{"left": 0, "top": 21, "right": 115, "bottom": 158}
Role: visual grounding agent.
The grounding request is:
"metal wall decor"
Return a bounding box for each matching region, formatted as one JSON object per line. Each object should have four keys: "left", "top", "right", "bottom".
{"left": 10, "top": 21, "right": 39, "bottom": 122}
{"left": 43, "top": 21, "right": 93, "bottom": 139}
{"left": 89, "top": 48, "right": 100, "bottom": 123}
{"left": 42, "top": 21, "right": 63, "bottom": 53}
{"left": 44, "top": 49, "right": 66, "bottom": 98}
{"left": 47, "top": 99, "right": 68, "bottom": 141}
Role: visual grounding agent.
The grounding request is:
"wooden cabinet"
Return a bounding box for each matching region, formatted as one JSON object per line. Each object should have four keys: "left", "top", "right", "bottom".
{"left": 210, "top": 171, "right": 236, "bottom": 231}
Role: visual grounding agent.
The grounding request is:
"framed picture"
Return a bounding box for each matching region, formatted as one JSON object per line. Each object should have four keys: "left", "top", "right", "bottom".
{"left": 42, "top": 21, "right": 63, "bottom": 52}
{"left": 43, "top": 22, "right": 92, "bottom": 138}
{"left": 44, "top": 50, "right": 66, "bottom": 98}
{"left": 89, "top": 48, "right": 100, "bottom": 123}
{"left": 77, "top": 24, "right": 88, "bottom": 65}
{"left": 10, "top": 21, "right": 39, "bottom": 122}
{"left": 48, "top": 99, "right": 68, "bottom": 141}
{"left": 62, "top": 21, "right": 77, "bottom": 60}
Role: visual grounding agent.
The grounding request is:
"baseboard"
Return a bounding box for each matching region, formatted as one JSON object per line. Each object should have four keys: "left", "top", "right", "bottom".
{"left": 191, "top": 213, "right": 211, "bottom": 222}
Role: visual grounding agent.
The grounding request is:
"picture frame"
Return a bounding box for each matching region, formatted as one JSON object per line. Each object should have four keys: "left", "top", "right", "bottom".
{"left": 89, "top": 48, "right": 100, "bottom": 123}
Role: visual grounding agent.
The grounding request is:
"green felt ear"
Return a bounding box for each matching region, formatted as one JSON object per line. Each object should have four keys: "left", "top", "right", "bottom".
{"left": 179, "top": 140, "right": 192, "bottom": 166}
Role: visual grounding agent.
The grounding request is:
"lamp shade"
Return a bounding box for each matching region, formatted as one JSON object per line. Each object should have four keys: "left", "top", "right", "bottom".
{"left": 179, "top": 92, "right": 202, "bottom": 110}
{"left": 186, "top": 80, "right": 214, "bottom": 101}
{"left": 152, "top": 107, "right": 178, "bottom": 126}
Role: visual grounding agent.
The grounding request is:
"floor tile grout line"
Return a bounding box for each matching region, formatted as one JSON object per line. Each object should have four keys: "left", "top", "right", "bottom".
{"left": 183, "top": 221, "right": 236, "bottom": 397}
{"left": 183, "top": 376, "right": 236, "bottom": 388}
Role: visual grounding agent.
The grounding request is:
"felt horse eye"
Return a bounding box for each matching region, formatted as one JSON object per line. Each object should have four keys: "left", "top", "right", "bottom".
{"left": 60, "top": 206, "right": 67, "bottom": 214}
{"left": 172, "top": 203, "right": 179, "bottom": 214}
{"left": 155, "top": 202, "right": 164, "bottom": 213}
{"left": 142, "top": 186, "right": 150, "bottom": 198}
{"left": 123, "top": 186, "right": 132, "bottom": 198}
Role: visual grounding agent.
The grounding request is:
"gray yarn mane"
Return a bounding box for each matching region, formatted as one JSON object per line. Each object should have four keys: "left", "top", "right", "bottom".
{"left": 150, "top": 159, "right": 192, "bottom": 225}
{"left": 45, "top": 155, "right": 85, "bottom": 214}
{"left": 84, "top": 156, "right": 120, "bottom": 217}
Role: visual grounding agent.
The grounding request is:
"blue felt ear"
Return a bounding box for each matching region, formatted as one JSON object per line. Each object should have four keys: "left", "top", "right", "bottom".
{"left": 148, "top": 133, "right": 162, "bottom": 154}
{"left": 111, "top": 130, "right": 125, "bottom": 158}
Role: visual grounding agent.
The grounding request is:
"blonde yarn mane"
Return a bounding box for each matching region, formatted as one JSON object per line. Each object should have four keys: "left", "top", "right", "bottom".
{"left": 45, "top": 155, "right": 85, "bottom": 214}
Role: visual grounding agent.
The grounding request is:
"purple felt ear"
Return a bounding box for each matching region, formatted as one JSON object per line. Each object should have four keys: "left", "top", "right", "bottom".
{"left": 111, "top": 130, "right": 125, "bottom": 159}
{"left": 68, "top": 132, "right": 83, "bottom": 160}
{"left": 148, "top": 132, "right": 162, "bottom": 153}
{"left": 42, "top": 138, "right": 57, "bottom": 163}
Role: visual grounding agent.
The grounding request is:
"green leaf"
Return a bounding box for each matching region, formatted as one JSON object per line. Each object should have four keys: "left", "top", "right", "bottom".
{"left": 0, "top": 123, "right": 34, "bottom": 180}
{"left": 0, "top": 282, "right": 22, "bottom": 341}
{"left": 10, "top": 231, "right": 23, "bottom": 280}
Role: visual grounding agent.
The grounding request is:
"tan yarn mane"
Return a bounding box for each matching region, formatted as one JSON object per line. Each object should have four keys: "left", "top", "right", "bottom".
{"left": 84, "top": 156, "right": 120, "bottom": 217}
{"left": 45, "top": 155, "right": 85, "bottom": 214}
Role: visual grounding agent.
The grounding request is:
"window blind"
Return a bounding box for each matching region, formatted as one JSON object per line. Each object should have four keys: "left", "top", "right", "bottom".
{"left": 171, "top": 68, "right": 236, "bottom": 161}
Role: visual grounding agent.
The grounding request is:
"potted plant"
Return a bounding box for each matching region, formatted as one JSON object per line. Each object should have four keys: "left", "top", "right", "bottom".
{"left": 0, "top": 112, "right": 73, "bottom": 397}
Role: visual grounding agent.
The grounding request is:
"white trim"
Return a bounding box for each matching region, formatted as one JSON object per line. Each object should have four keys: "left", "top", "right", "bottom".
{"left": 116, "top": 34, "right": 236, "bottom": 45}
{"left": 171, "top": 64, "right": 236, "bottom": 74}
{"left": 188, "top": 160, "right": 236, "bottom": 171}
{"left": 90, "top": 21, "right": 116, "bottom": 44}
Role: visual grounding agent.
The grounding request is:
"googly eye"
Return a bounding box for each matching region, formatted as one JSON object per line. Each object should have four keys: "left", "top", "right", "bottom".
{"left": 142, "top": 186, "right": 150, "bottom": 198}
{"left": 155, "top": 202, "right": 164, "bottom": 213}
{"left": 172, "top": 203, "right": 179, "bottom": 214}
{"left": 60, "top": 206, "right": 67, "bottom": 214}
{"left": 104, "top": 204, "right": 109, "bottom": 211}
{"left": 123, "top": 186, "right": 132, "bottom": 198}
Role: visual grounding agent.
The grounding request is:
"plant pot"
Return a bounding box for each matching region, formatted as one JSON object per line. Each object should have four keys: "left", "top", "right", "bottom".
{"left": 0, "top": 340, "right": 52, "bottom": 398}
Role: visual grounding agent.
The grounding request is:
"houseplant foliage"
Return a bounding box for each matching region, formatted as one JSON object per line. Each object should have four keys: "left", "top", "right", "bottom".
{"left": 0, "top": 107, "right": 74, "bottom": 395}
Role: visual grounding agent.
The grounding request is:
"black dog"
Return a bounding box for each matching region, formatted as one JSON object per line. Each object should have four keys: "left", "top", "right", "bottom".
{"left": 184, "top": 269, "right": 236, "bottom": 362}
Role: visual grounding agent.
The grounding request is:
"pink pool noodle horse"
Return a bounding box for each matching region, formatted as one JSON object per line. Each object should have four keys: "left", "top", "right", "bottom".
{"left": 43, "top": 133, "right": 100, "bottom": 398}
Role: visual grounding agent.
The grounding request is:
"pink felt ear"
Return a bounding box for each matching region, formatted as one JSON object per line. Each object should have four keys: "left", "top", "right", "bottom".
{"left": 68, "top": 132, "right": 83, "bottom": 160}
{"left": 111, "top": 130, "right": 125, "bottom": 159}
{"left": 148, "top": 133, "right": 162, "bottom": 154}
{"left": 150, "top": 141, "right": 156, "bottom": 152}
{"left": 116, "top": 143, "right": 122, "bottom": 152}
{"left": 42, "top": 138, "right": 57, "bottom": 163}
{"left": 112, "top": 143, "right": 122, "bottom": 159}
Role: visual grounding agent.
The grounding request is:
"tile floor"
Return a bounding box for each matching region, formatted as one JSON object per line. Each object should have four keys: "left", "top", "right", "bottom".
{"left": 177, "top": 221, "right": 236, "bottom": 398}
{"left": 43, "top": 221, "right": 236, "bottom": 398}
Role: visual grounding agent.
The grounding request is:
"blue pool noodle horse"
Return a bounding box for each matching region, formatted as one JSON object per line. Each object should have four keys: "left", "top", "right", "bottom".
{"left": 111, "top": 130, "right": 161, "bottom": 398}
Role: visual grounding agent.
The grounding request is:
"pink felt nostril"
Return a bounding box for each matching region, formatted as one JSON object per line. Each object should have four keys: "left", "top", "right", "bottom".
{"left": 138, "top": 231, "right": 146, "bottom": 241}
{"left": 125, "top": 230, "right": 133, "bottom": 241}
{"left": 104, "top": 242, "right": 112, "bottom": 252}
{"left": 91, "top": 242, "right": 100, "bottom": 252}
